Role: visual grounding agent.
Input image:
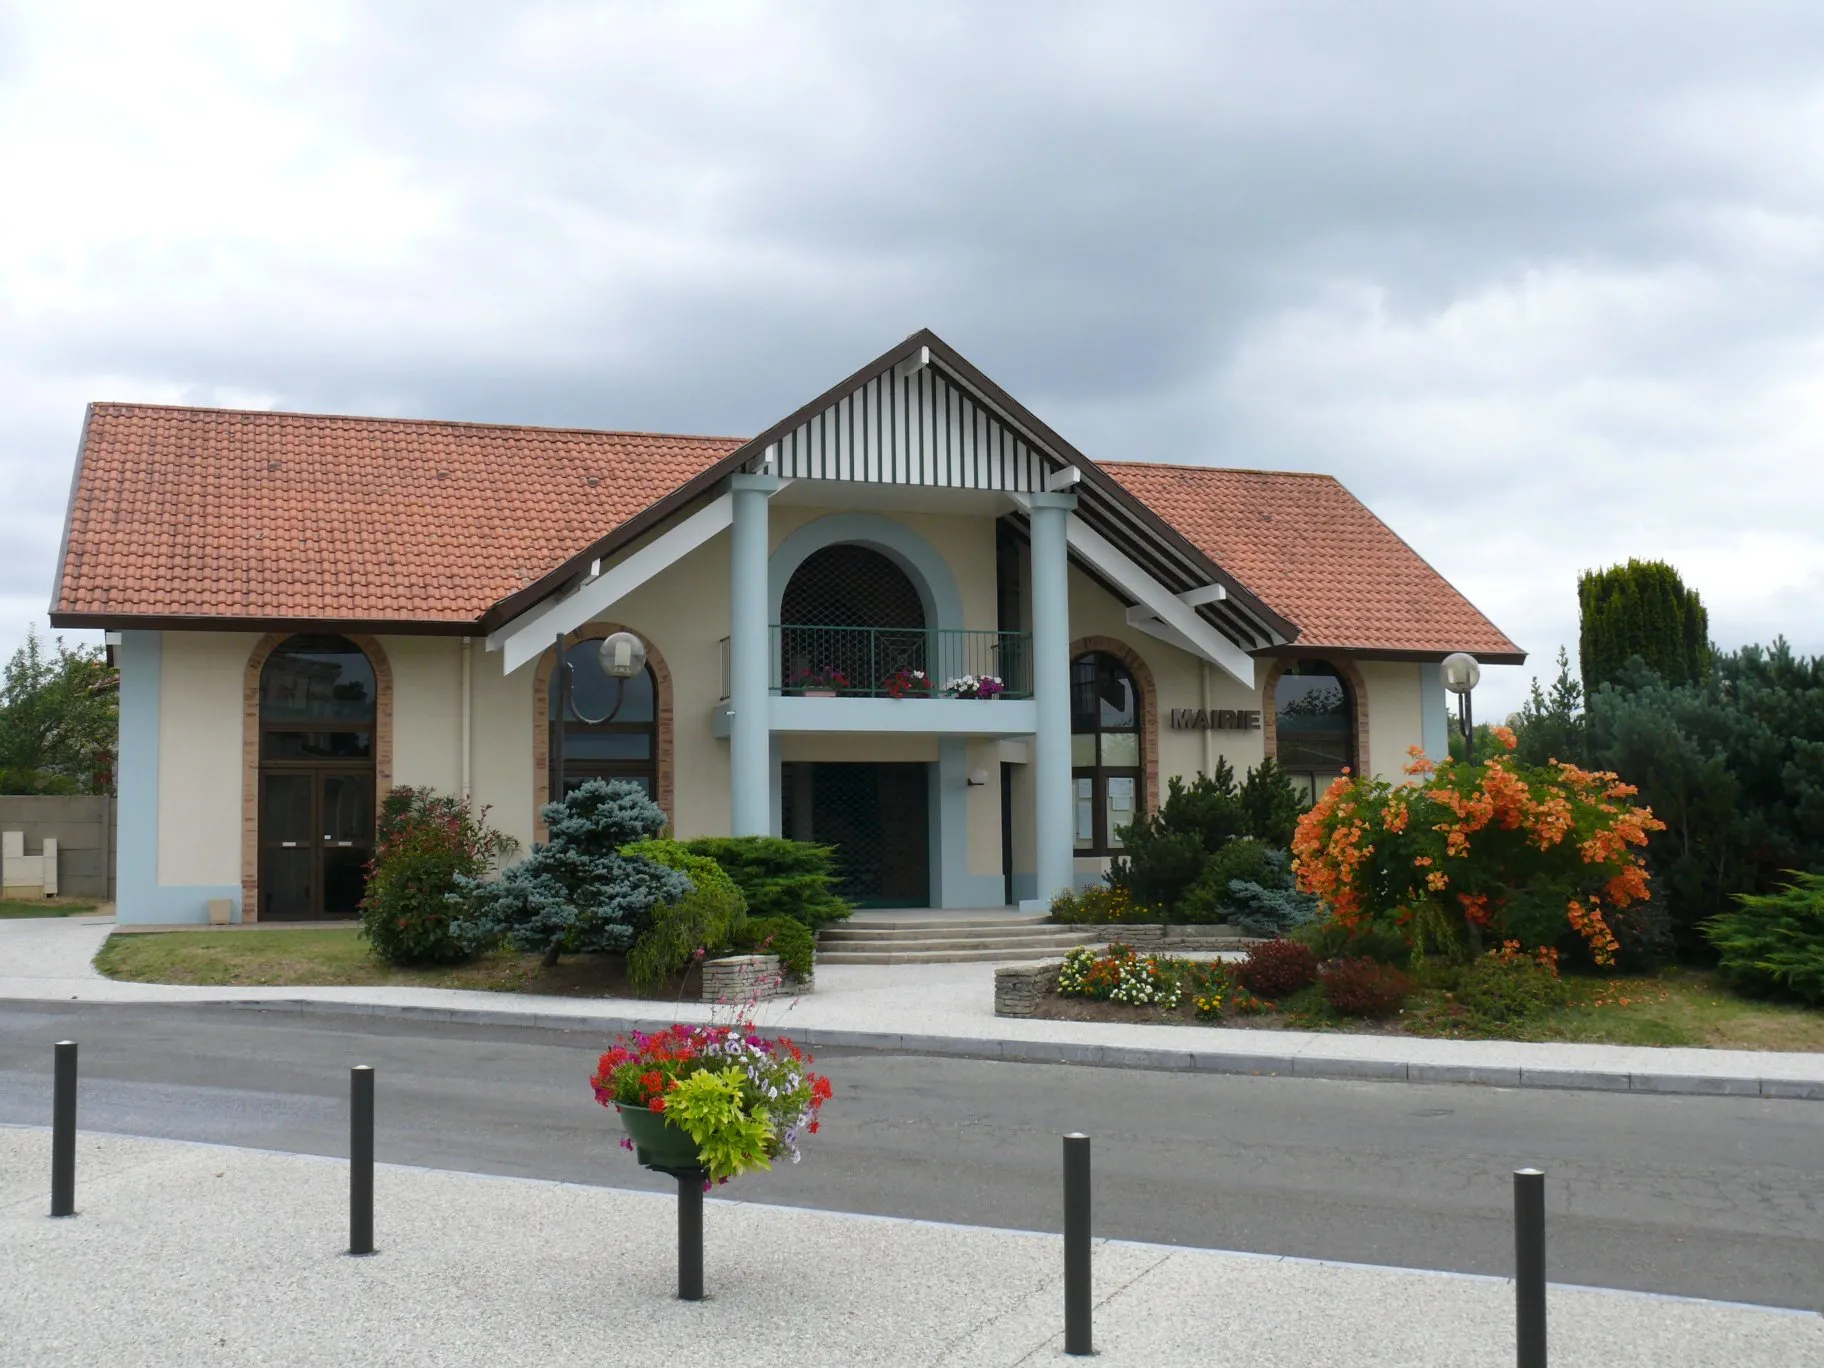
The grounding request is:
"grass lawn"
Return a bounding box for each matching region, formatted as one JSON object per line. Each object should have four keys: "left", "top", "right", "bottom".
{"left": 92, "top": 927, "right": 705, "bottom": 999}
{"left": 0, "top": 898, "right": 100, "bottom": 919}
{"left": 1040, "top": 961, "right": 1824, "bottom": 1052}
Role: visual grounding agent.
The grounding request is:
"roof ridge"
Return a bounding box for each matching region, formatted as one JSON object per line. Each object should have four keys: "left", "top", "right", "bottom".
{"left": 1104, "top": 458, "right": 1341, "bottom": 481}
{"left": 86, "top": 400, "right": 750, "bottom": 446}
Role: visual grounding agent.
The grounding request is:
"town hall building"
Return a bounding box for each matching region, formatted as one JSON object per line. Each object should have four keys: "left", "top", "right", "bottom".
{"left": 50, "top": 330, "right": 1522, "bottom": 923}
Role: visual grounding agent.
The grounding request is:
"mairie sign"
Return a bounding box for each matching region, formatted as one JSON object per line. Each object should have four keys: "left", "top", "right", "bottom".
{"left": 1169, "top": 708, "right": 1262, "bottom": 731}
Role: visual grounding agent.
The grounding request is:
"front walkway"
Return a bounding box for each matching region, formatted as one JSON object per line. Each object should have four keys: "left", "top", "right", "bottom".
{"left": 3, "top": 916, "right": 1822, "bottom": 1100}
{"left": 4, "top": 1127, "right": 1817, "bottom": 1367}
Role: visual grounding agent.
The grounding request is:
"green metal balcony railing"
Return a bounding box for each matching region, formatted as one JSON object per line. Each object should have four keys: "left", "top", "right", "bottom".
{"left": 718, "top": 626, "right": 1033, "bottom": 700}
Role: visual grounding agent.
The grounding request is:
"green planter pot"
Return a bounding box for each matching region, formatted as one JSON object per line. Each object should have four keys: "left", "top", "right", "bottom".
{"left": 617, "top": 1101, "right": 704, "bottom": 1173}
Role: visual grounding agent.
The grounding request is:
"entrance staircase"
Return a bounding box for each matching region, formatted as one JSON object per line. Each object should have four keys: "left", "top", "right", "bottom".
{"left": 816, "top": 909, "right": 1093, "bottom": 965}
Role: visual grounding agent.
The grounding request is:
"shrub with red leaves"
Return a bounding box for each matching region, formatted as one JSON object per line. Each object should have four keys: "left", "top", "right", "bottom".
{"left": 1319, "top": 957, "right": 1412, "bottom": 1018}
{"left": 1236, "top": 939, "right": 1318, "bottom": 999}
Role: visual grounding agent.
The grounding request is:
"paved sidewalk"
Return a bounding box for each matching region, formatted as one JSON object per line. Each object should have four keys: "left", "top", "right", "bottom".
{"left": 3, "top": 1126, "right": 1818, "bottom": 1367}
{"left": 5, "top": 916, "right": 1824, "bottom": 1100}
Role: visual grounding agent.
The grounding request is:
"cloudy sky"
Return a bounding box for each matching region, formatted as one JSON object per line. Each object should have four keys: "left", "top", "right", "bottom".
{"left": 5, "top": 0, "right": 1822, "bottom": 720}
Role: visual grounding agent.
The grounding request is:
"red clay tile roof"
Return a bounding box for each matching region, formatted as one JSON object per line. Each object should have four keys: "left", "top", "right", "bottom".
{"left": 54, "top": 403, "right": 1520, "bottom": 661}
{"left": 1103, "top": 461, "right": 1523, "bottom": 661}
{"left": 53, "top": 405, "right": 743, "bottom": 628}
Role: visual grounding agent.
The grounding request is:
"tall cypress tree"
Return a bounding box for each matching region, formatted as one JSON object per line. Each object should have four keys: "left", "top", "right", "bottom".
{"left": 1577, "top": 559, "right": 1710, "bottom": 695}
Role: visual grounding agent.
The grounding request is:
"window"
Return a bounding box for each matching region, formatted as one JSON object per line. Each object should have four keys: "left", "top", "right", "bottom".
{"left": 778, "top": 543, "right": 927, "bottom": 694}
{"left": 1071, "top": 652, "right": 1142, "bottom": 854}
{"left": 552, "top": 640, "right": 657, "bottom": 798}
{"left": 1275, "top": 660, "right": 1354, "bottom": 803}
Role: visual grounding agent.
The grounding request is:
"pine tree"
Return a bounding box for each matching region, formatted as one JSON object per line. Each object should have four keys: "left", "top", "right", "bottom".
{"left": 1512, "top": 646, "right": 1587, "bottom": 767}
{"left": 1577, "top": 560, "right": 1710, "bottom": 696}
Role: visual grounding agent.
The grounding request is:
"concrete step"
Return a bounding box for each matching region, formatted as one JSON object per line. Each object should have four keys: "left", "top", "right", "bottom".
{"left": 816, "top": 945, "right": 1081, "bottom": 965}
{"left": 820, "top": 925, "right": 1083, "bottom": 945}
{"left": 837, "top": 913, "right": 1053, "bottom": 931}
{"left": 818, "top": 933, "right": 1088, "bottom": 954}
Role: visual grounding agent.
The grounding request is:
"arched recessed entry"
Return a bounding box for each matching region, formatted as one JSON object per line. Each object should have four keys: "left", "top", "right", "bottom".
{"left": 254, "top": 635, "right": 380, "bottom": 919}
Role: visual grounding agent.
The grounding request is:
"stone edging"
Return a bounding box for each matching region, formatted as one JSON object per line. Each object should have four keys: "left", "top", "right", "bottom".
{"left": 210, "top": 997, "right": 1824, "bottom": 1102}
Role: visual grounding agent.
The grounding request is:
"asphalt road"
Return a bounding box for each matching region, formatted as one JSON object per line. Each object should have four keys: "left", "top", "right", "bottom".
{"left": 1, "top": 1000, "right": 1819, "bottom": 1311}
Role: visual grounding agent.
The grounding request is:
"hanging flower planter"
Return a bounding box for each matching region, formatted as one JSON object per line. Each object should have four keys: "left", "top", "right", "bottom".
{"left": 592, "top": 1023, "right": 834, "bottom": 1183}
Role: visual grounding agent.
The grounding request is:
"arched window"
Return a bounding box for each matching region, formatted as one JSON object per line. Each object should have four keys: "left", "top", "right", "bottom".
{"left": 258, "top": 635, "right": 376, "bottom": 919}
{"left": 779, "top": 543, "right": 927, "bottom": 694}
{"left": 1071, "top": 652, "right": 1142, "bottom": 854}
{"left": 1275, "top": 660, "right": 1354, "bottom": 803}
{"left": 553, "top": 640, "right": 658, "bottom": 798}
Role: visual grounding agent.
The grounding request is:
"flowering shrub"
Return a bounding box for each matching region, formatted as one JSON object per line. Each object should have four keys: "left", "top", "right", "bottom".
{"left": 1235, "top": 939, "right": 1319, "bottom": 998}
{"left": 943, "top": 673, "right": 1006, "bottom": 699}
{"left": 591, "top": 1023, "right": 832, "bottom": 1183}
{"left": 792, "top": 665, "right": 851, "bottom": 692}
{"left": 883, "top": 667, "right": 932, "bottom": 699}
{"left": 1318, "top": 957, "right": 1412, "bottom": 1017}
{"left": 360, "top": 787, "right": 516, "bottom": 966}
{"left": 1292, "top": 731, "right": 1665, "bottom": 966}
{"left": 1058, "top": 944, "right": 1182, "bottom": 1009}
{"left": 1048, "top": 883, "right": 1157, "bottom": 924}
{"left": 1191, "top": 979, "right": 1273, "bottom": 1020}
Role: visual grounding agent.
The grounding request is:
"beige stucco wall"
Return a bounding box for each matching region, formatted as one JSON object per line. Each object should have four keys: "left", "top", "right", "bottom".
{"left": 384, "top": 636, "right": 464, "bottom": 798}
{"left": 1359, "top": 659, "right": 1426, "bottom": 781}
{"left": 157, "top": 630, "right": 255, "bottom": 886}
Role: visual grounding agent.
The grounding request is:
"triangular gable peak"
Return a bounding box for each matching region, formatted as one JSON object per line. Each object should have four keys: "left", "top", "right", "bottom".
{"left": 758, "top": 345, "right": 1057, "bottom": 492}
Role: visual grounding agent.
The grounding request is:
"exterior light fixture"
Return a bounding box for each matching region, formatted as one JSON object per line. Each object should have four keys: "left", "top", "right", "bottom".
{"left": 967, "top": 768, "right": 989, "bottom": 787}
{"left": 599, "top": 631, "right": 648, "bottom": 680}
{"left": 1440, "top": 651, "right": 1481, "bottom": 764}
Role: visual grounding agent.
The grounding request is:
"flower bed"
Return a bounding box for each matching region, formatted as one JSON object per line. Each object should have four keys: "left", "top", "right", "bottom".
{"left": 592, "top": 1022, "right": 832, "bottom": 1183}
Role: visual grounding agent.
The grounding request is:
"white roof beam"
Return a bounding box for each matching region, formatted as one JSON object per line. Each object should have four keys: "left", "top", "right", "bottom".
{"left": 1179, "top": 584, "right": 1227, "bottom": 607}
{"left": 489, "top": 493, "right": 734, "bottom": 673}
{"left": 1061, "top": 512, "right": 1257, "bottom": 687}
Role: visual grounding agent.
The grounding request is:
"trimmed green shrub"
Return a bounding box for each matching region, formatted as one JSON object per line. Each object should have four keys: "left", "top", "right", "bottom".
{"left": 1295, "top": 918, "right": 1412, "bottom": 966}
{"left": 1706, "top": 872, "right": 1824, "bottom": 1005}
{"left": 622, "top": 839, "right": 748, "bottom": 993}
{"left": 1454, "top": 949, "right": 1568, "bottom": 1030}
{"left": 730, "top": 915, "right": 815, "bottom": 982}
{"left": 1578, "top": 558, "right": 1709, "bottom": 696}
{"left": 458, "top": 780, "right": 687, "bottom": 966}
{"left": 1319, "top": 957, "right": 1412, "bottom": 1018}
{"left": 360, "top": 787, "right": 515, "bottom": 966}
{"left": 1236, "top": 939, "right": 1318, "bottom": 999}
{"left": 682, "top": 837, "right": 852, "bottom": 930}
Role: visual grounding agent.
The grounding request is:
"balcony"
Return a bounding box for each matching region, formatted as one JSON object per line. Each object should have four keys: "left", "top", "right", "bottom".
{"left": 716, "top": 625, "right": 1038, "bottom": 736}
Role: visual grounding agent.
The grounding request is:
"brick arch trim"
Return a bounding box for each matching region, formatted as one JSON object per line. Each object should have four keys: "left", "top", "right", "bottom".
{"left": 241, "top": 632, "right": 393, "bottom": 923}
{"left": 1068, "top": 635, "right": 1160, "bottom": 814}
{"left": 532, "top": 624, "right": 675, "bottom": 841}
{"left": 1259, "top": 655, "right": 1369, "bottom": 778}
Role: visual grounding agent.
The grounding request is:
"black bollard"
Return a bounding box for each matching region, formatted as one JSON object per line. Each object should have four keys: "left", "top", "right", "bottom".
{"left": 677, "top": 1172, "right": 704, "bottom": 1301}
{"left": 1063, "top": 1132, "right": 1092, "bottom": 1356}
{"left": 350, "top": 1066, "right": 375, "bottom": 1256}
{"left": 1514, "top": 1168, "right": 1546, "bottom": 1368}
{"left": 50, "top": 1041, "right": 77, "bottom": 1218}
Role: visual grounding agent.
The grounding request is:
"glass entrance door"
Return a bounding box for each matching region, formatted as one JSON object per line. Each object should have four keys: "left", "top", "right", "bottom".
{"left": 259, "top": 769, "right": 375, "bottom": 919}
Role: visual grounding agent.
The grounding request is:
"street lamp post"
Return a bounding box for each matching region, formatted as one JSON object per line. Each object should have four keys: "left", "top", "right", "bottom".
{"left": 1441, "top": 652, "right": 1481, "bottom": 765}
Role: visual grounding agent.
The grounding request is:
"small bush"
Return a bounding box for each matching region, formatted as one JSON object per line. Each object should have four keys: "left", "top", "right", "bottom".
{"left": 1173, "top": 838, "right": 1277, "bottom": 923}
{"left": 1295, "top": 918, "right": 1412, "bottom": 966}
{"left": 730, "top": 915, "right": 815, "bottom": 981}
{"left": 1236, "top": 939, "right": 1319, "bottom": 998}
{"left": 1706, "top": 872, "right": 1824, "bottom": 1005}
{"left": 360, "top": 788, "right": 516, "bottom": 966}
{"left": 1223, "top": 881, "right": 1322, "bottom": 938}
{"left": 1049, "top": 882, "right": 1156, "bottom": 924}
{"left": 683, "top": 837, "right": 852, "bottom": 930}
{"left": 1319, "top": 957, "right": 1412, "bottom": 1018}
{"left": 1454, "top": 945, "right": 1568, "bottom": 1030}
{"left": 622, "top": 839, "right": 748, "bottom": 993}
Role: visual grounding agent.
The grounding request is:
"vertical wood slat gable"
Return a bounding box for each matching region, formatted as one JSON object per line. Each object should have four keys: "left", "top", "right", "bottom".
{"left": 765, "top": 365, "right": 1047, "bottom": 491}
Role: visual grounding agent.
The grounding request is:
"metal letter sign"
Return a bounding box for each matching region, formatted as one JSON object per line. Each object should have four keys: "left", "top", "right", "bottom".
{"left": 1169, "top": 708, "right": 1262, "bottom": 731}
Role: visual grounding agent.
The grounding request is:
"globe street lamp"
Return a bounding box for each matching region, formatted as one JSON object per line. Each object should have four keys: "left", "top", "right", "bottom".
{"left": 599, "top": 631, "right": 648, "bottom": 679}
{"left": 1441, "top": 652, "right": 1481, "bottom": 765}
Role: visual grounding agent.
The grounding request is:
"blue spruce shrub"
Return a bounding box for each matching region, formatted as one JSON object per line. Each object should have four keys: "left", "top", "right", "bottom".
{"left": 457, "top": 780, "right": 689, "bottom": 966}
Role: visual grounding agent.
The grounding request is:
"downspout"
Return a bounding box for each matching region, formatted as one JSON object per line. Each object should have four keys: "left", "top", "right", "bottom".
{"left": 1201, "top": 660, "right": 1213, "bottom": 777}
{"left": 460, "top": 637, "right": 473, "bottom": 802}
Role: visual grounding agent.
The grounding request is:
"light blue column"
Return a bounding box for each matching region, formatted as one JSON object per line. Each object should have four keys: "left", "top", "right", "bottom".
{"left": 1420, "top": 661, "right": 1448, "bottom": 764}
{"left": 1028, "top": 491, "right": 1077, "bottom": 907}
{"left": 729, "top": 474, "right": 779, "bottom": 835}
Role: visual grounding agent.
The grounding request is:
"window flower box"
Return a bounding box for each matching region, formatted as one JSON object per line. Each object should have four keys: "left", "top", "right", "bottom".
{"left": 942, "top": 674, "right": 1006, "bottom": 700}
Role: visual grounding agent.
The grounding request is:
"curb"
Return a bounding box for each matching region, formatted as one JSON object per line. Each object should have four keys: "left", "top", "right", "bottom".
{"left": 216, "top": 997, "right": 1824, "bottom": 1102}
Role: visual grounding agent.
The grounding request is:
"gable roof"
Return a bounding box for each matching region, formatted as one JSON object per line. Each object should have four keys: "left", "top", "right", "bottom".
{"left": 50, "top": 404, "right": 742, "bottom": 631}
{"left": 50, "top": 336, "right": 1523, "bottom": 665}
{"left": 1104, "top": 462, "right": 1523, "bottom": 662}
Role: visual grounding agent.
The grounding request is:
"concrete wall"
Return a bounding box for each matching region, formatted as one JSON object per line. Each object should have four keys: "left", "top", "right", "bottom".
{"left": 157, "top": 631, "right": 249, "bottom": 889}
{"left": 0, "top": 796, "right": 115, "bottom": 900}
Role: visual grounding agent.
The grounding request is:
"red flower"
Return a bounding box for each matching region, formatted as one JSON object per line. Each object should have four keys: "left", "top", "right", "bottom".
{"left": 808, "top": 1120, "right": 820, "bottom": 1134}
{"left": 650, "top": 1097, "right": 666, "bottom": 1113}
